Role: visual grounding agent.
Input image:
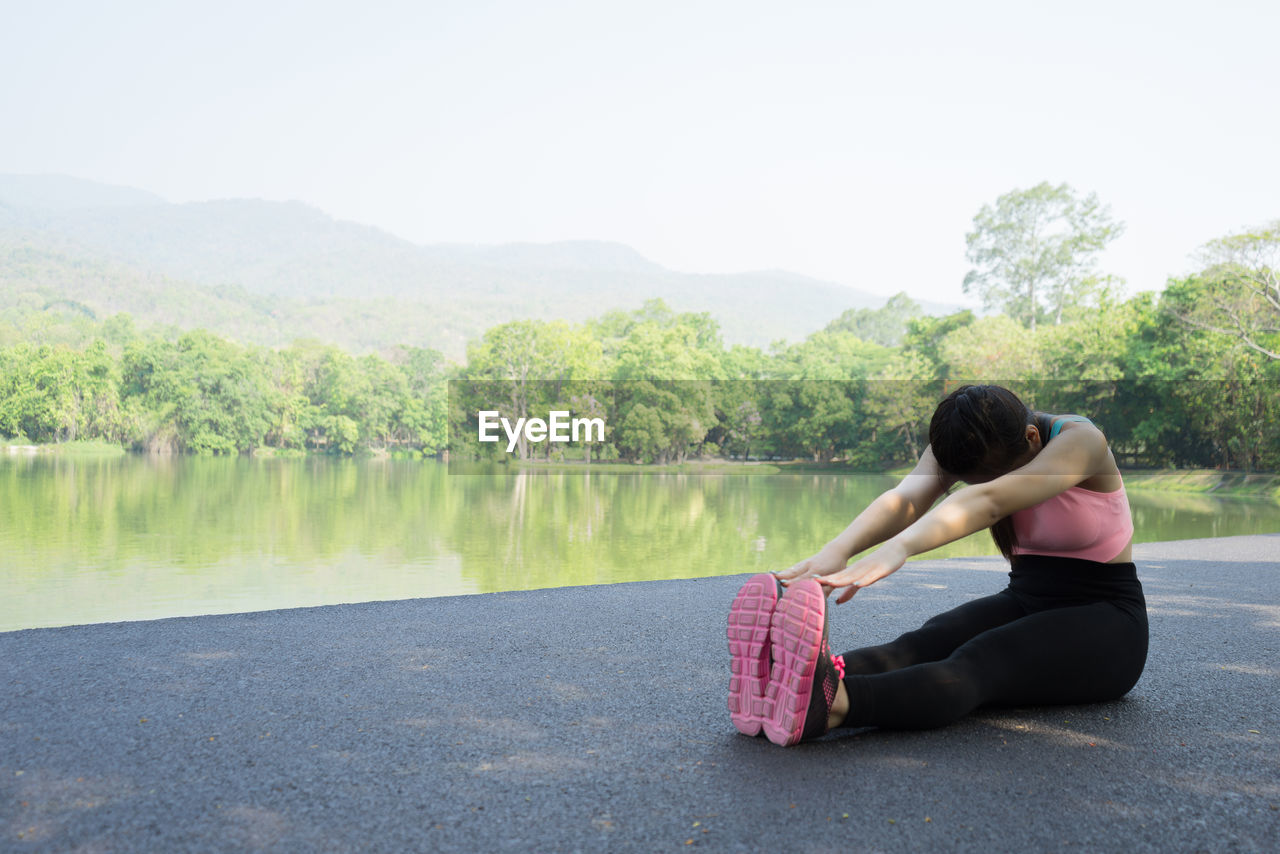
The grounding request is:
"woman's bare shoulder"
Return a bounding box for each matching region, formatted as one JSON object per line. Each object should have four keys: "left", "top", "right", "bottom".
{"left": 1042, "top": 415, "right": 1124, "bottom": 490}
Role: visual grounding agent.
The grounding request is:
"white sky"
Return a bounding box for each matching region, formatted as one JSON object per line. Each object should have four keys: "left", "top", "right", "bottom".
{"left": 2, "top": 0, "right": 1277, "bottom": 306}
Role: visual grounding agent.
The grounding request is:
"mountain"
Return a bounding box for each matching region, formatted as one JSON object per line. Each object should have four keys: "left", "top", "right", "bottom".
{"left": 0, "top": 174, "right": 166, "bottom": 211}
{"left": 0, "top": 174, "right": 965, "bottom": 358}
{"left": 429, "top": 240, "right": 665, "bottom": 274}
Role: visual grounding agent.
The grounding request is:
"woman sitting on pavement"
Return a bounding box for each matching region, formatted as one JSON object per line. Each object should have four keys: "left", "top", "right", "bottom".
{"left": 727, "top": 383, "right": 1147, "bottom": 746}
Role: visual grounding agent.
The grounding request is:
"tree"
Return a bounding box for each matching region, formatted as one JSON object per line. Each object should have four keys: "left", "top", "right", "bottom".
{"left": 964, "top": 182, "right": 1124, "bottom": 331}
{"left": 395, "top": 346, "right": 449, "bottom": 455}
{"left": 710, "top": 344, "right": 769, "bottom": 460}
{"left": 937, "top": 315, "right": 1044, "bottom": 386}
{"left": 822, "top": 292, "right": 923, "bottom": 347}
{"left": 1165, "top": 220, "right": 1280, "bottom": 360}
{"left": 1153, "top": 277, "right": 1280, "bottom": 472}
{"left": 764, "top": 331, "right": 890, "bottom": 463}
{"left": 0, "top": 343, "right": 81, "bottom": 442}
{"left": 861, "top": 350, "right": 939, "bottom": 465}
{"left": 461, "top": 319, "right": 603, "bottom": 459}
{"left": 1031, "top": 292, "right": 1135, "bottom": 431}
{"left": 901, "top": 310, "right": 975, "bottom": 381}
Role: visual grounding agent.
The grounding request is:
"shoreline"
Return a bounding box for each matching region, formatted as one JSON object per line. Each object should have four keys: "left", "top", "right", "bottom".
{"left": 6, "top": 441, "right": 1280, "bottom": 499}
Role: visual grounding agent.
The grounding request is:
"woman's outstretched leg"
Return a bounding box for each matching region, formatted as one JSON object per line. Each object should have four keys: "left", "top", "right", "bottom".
{"left": 731, "top": 580, "right": 1024, "bottom": 739}
{"left": 839, "top": 600, "right": 1148, "bottom": 730}
{"left": 839, "top": 590, "right": 1026, "bottom": 676}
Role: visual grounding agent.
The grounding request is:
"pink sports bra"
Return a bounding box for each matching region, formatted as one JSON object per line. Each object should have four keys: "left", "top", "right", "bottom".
{"left": 1008, "top": 415, "right": 1134, "bottom": 563}
{"left": 1010, "top": 482, "right": 1134, "bottom": 562}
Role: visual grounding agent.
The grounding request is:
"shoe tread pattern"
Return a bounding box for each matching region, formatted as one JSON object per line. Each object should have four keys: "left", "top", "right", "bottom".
{"left": 762, "top": 579, "right": 825, "bottom": 746}
{"left": 727, "top": 574, "right": 779, "bottom": 736}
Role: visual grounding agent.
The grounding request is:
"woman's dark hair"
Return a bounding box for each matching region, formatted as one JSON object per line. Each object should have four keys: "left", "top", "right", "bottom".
{"left": 928, "top": 384, "right": 1044, "bottom": 562}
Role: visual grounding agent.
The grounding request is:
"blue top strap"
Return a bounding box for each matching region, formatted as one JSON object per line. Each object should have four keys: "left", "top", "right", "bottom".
{"left": 1049, "top": 415, "right": 1093, "bottom": 439}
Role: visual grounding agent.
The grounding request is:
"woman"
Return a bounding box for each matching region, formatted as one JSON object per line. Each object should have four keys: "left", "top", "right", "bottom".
{"left": 727, "top": 384, "right": 1147, "bottom": 747}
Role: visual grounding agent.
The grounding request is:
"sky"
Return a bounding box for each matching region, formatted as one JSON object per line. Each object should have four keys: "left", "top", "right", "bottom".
{"left": 2, "top": 0, "right": 1277, "bottom": 307}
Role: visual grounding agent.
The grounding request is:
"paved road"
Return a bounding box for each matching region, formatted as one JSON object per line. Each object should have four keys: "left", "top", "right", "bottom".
{"left": 3, "top": 534, "right": 1278, "bottom": 852}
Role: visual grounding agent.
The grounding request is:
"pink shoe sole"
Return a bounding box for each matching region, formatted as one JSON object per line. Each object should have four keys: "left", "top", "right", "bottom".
{"left": 727, "top": 573, "right": 781, "bottom": 735}
{"left": 762, "top": 579, "right": 827, "bottom": 747}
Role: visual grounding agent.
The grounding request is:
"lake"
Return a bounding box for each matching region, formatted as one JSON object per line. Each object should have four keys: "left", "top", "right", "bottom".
{"left": 3, "top": 455, "right": 1279, "bottom": 631}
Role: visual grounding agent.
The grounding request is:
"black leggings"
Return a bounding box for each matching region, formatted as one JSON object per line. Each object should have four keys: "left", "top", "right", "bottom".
{"left": 838, "top": 555, "right": 1149, "bottom": 730}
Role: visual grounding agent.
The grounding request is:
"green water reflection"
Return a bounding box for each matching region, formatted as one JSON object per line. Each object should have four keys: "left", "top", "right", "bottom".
{"left": 3, "top": 456, "right": 1278, "bottom": 631}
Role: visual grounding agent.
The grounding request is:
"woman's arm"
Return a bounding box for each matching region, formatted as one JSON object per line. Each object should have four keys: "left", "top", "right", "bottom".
{"left": 817, "top": 421, "right": 1111, "bottom": 603}
{"left": 776, "top": 446, "right": 956, "bottom": 581}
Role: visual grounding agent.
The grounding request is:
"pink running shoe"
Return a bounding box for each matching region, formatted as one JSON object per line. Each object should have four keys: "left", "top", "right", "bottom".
{"left": 762, "top": 578, "right": 846, "bottom": 747}
{"left": 727, "top": 573, "right": 784, "bottom": 736}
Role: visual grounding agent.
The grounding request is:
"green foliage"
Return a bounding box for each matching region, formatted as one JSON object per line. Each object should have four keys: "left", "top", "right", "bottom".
{"left": 1164, "top": 220, "right": 1280, "bottom": 361}
{"left": 2, "top": 318, "right": 449, "bottom": 458}
{"left": 4, "top": 212, "right": 1280, "bottom": 472}
{"left": 861, "top": 350, "right": 940, "bottom": 463}
{"left": 0, "top": 340, "right": 125, "bottom": 443}
{"left": 822, "top": 292, "right": 923, "bottom": 347}
{"left": 964, "top": 183, "right": 1124, "bottom": 331}
{"left": 938, "top": 315, "right": 1045, "bottom": 384}
{"left": 901, "top": 310, "right": 975, "bottom": 380}
{"left": 445, "top": 261, "right": 1280, "bottom": 472}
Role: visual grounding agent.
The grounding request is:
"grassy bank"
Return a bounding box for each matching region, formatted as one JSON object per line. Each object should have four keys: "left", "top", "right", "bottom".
{"left": 513, "top": 459, "right": 1280, "bottom": 499}
{"left": 1121, "top": 469, "right": 1280, "bottom": 500}
{"left": 2, "top": 440, "right": 126, "bottom": 457}
{"left": 1, "top": 441, "right": 410, "bottom": 461}
{"left": 6, "top": 441, "right": 1279, "bottom": 501}
{"left": 884, "top": 462, "right": 1279, "bottom": 501}
{"left": 510, "top": 459, "right": 784, "bottom": 474}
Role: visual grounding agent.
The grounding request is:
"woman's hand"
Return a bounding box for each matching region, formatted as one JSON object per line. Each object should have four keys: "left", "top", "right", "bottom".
{"left": 774, "top": 544, "right": 849, "bottom": 584}
{"left": 815, "top": 540, "right": 910, "bottom": 605}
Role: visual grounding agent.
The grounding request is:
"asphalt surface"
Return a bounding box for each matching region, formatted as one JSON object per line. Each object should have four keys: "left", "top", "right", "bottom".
{"left": 3, "top": 534, "right": 1279, "bottom": 853}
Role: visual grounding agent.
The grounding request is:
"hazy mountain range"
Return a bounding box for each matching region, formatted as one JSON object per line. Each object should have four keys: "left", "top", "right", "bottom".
{"left": 0, "top": 174, "right": 964, "bottom": 360}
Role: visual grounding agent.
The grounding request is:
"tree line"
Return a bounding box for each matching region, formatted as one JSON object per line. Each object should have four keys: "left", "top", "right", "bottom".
{"left": 0, "top": 326, "right": 448, "bottom": 456}
{"left": 3, "top": 185, "right": 1277, "bottom": 471}
{"left": 454, "top": 292, "right": 1278, "bottom": 472}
